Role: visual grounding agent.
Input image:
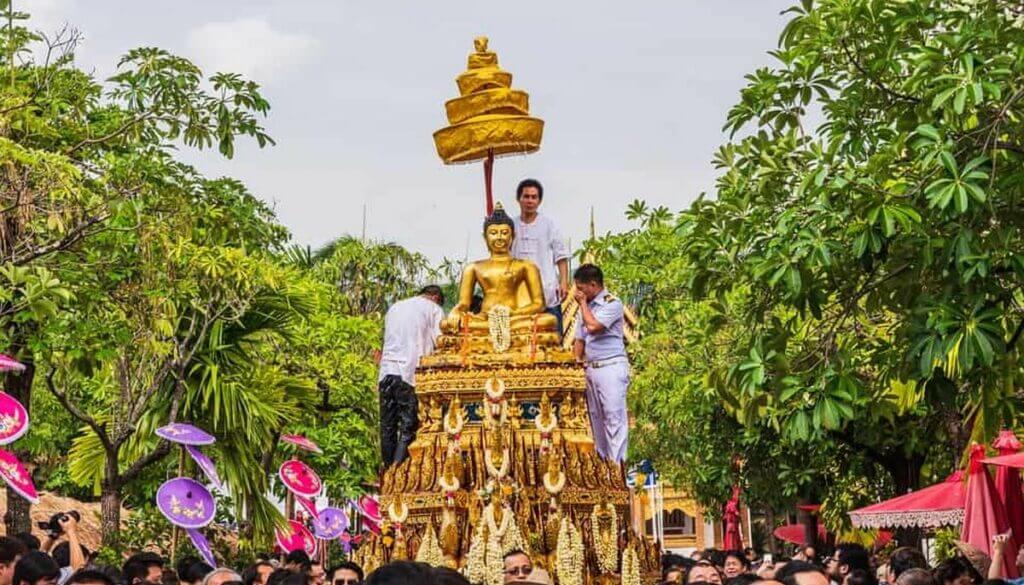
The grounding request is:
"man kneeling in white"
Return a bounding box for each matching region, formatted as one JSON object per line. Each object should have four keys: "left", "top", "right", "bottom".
{"left": 572, "top": 263, "right": 630, "bottom": 463}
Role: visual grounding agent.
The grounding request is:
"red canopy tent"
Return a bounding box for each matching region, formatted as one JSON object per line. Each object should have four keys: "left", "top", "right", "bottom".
{"left": 963, "top": 444, "right": 1019, "bottom": 578}
{"left": 983, "top": 430, "right": 1024, "bottom": 546}
{"left": 773, "top": 524, "right": 893, "bottom": 547}
{"left": 848, "top": 471, "right": 966, "bottom": 529}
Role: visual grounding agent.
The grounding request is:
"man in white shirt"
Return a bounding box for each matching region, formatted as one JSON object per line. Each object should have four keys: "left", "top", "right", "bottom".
{"left": 511, "top": 179, "right": 570, "bottom": 334}
{"left": 378, "top": 285, "right": 445, "bottom": 466}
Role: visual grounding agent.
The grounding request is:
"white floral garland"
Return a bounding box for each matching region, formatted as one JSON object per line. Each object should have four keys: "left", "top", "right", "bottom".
{"left": 443, "top": 405, "right": 465, "bottom": 454}
{"left": 484, "top": 448, "right": 511, "bottom": 479}
{"left": 621, "top": 546, "right": 641, "bottom": 585}
{"left": 388, "top": 501, "right": 409, "bottom": 524}
{"left": 484, "top": 503, "right": 512, "bottom": 539}
{"left": 590, "top": 502, "right": 619, "bottom": 574}
{"left": 556, "top": 517, "right": 584, "bottom": 585}
{"left": 484, "top": 377, "right": 506, "bottom": 402}
{"left": 464, "top": 516, "right": 489, "bottom": 585}
{"left": 543, "top": 470, "right": 566, "bottom": 495}
{"left": 415, "top": 522, "right": 444, "bottom": 567}
{"left": 487, "top": 304, "right": 512, "bottom": 353}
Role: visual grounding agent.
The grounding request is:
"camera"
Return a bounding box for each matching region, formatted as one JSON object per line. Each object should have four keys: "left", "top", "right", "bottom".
{"left": 36, "top": 510, "right": 80, "bottom": 539}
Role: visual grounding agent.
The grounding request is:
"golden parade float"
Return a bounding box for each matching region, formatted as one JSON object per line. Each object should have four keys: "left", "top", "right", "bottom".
{"left": 352, "top": 38, "right": 660, "bottom": 585}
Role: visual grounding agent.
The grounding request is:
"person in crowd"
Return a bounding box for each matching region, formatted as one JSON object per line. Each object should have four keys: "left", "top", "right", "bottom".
{"left": 377, "top": 284, "right": 445, "bottom": 466}
{"left": 725, "top": 551, "right": 753, "bottom": 579}
{"left": 503, "top": 550, "right": 533, "bottom": 583}
{"left": 510, "top": 178, "right": 570, "bottom": 334}
{"left": 508, "top": 567, "right": 552, "bottom": 585}
{"left": 326, "top": 564, "right": 362, "bottom": 585}
{"left": 746, "top": 550, "right": 760, "bottom": 565}
{"left": 175, "top": 558, "right": 212, "bottom": 585}
{"left": 989, "top": 532, "right": 1024, "bottom": 583}
{"left": 307, "top": 563, "right": 324, "bottom": 585}
{"left": 123, "top": 553, "right": 164, "bottom": 585}
{"left": 265, "top": 570, "right": 294, "bottom": 585}
{"left": 727, "top": 575, "right": 760, "bottom": 585}
{"left": 934, "top": 557, "right": 982, "bottom": 585}
{"left": 283, "top": 552, "right": 310, "bottom": 575}
{"left": 13, "top": 551, "right": 61, "bottom": 585}
{"left": 10, "top": 537, "right": 37, "bottom": 554}
{"left": 573, "top": 263, "right": 630, "bottom": 462}
{"left": 0, "top": 538, "right": 27, "bottom": 585}
{"left": 51, "top": 542, "right": 89, "bottom": 585}
{"left": 827, "top": 545, "right": 872, "bottom": 584}
{"left": 64, "top": 570, "right": 114, "bottom": 585}
{"left": 776, "top": 561, "right": 829, "bottom": 585}
{"left": 846, "top": 569, "right": 879, "bottom": 585}
{"left": 364, "top": 562, "right": 431, "bottom": 585}
{"left": 897, "top": 569, "right": 937, "bottom": 585}
{"left": 665, "top": 554, "right": 695, "bottom": 585}
{"left": 889, "top": 548, "right": 930, "bottom": 585}
{"left": 241, "top": 563, "right": 273, "bottom": 585}
{"left": 432, "top": 567, "right": 472, "bottom": 585}
{"left": 201, "top": 569, "right": 241, "bottom": 585}
{"left": 687, "top": 560, "right": 724, "bottom": 585}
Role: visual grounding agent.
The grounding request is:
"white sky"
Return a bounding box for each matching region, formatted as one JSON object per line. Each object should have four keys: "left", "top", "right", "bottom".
{"left": 27, "top": 0, "right": 793, "bottom": 263}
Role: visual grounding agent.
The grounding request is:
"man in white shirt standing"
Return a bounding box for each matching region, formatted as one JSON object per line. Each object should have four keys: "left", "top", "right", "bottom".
{"left": 378, "top": 285, "right": 445, "bottom": 466}
{"left": 511, "top": 179, "right": 570, "bottom": 334}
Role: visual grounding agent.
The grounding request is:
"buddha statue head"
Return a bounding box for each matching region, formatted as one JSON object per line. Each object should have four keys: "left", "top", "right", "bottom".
{"left": 482, "top": 203, "right": 515, "bottom": 255}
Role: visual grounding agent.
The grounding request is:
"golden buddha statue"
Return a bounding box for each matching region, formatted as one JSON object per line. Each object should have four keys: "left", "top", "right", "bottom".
{"left": 434, "top": 204, "right": 563, "bottom": 359}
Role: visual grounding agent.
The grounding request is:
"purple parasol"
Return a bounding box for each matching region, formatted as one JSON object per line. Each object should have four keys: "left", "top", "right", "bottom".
{"left": 275, "top": 520, "right": 317, "bottom": 556}
{"left": 0, "top": 448, "right": 37, "bottom": 504}
{"left": 312, "top": 507, "right": 349, "bottom": 540}
{"left": 156, "top": 477, "right": 215, "bottom": 529}
{"left": 279, "top": 460, "right": 322, "bottom": 498}
{"left": 156, "top": 423, "right": 215, "bottom": 446}
{"left": 0, "top": 392, "right": 29, "bottom": 446}
{"left": 185, "top": 528, "right": 217, "bottom": 568}
{"left": 281, "top": 434, "right": 323, "bottom": 454}
{"left": 0, "top": 355, "right": 25, "bottom": 373}
{"left": 184, "top": 445, "right": 223, "bottom": 491}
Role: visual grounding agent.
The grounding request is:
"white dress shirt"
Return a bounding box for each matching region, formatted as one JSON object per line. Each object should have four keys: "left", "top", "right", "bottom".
{"left": 511, "top": 213, "right": 570, "bottom": 308}
{"left": 378, "top": 295, "right": 444, "bottom": 386}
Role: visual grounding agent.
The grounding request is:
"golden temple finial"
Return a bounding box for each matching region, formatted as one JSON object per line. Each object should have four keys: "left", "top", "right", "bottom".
{"left": 473, "top": 36, "right": 489, "bottom": 53}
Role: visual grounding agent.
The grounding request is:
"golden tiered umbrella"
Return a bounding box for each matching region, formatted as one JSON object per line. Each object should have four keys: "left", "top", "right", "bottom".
{"left": 433, "top": 37, "right": 544, "bottom": 213}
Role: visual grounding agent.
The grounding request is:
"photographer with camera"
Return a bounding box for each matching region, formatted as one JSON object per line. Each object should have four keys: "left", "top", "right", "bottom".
{"left": 38, "top": 512, "right": 85, "bottom": 584}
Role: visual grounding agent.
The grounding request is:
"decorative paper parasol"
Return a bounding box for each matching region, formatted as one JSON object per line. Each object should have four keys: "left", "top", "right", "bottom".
{"left": 849, "top": 471, "right": 966, "bottom": 529}
{"left": 156, "top": 423, "right": 215, "bottom": 446}
{"left": 0, "top": 355, "right": 26, "bottom": 373}
{"left": 312, "top": 507, "right": 349, "bottom": 540}
{"left": 279, "top": 460, "right": 322, "bottom": 498}
{"left": 432, "top": 37, "right": 544, "bottom": 213}
{"left": 156, "top": 478, "right": 215, "bottom": 529}
{"left": 0, "top": 392, "right": 29, "bottom": 445}
{"left": 295, "top": 495, "right": 320, "bottom": 521}
{"left": 962, "top": 444, "right": 1019, "bottom": 578}
{"left": 354, "top": 495, "right": 381, "bottom": 534}
{"left": 276, "top": 519, "right": 317, "bottom": 556}
{"left": 0, "top": 448, "right": 37, "bottom": 503}
{"left": 184, "top": 445, "right": 223, "bottom": 491}
{"left": 186, "top": 527, "right": 217, "bottom": 568}
{"left": 281, "top": 434, "right": 323, "bottom": 454}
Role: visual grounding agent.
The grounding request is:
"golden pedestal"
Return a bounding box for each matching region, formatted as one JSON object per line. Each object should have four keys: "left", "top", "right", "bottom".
{"left": 357, "top": 356, "right": 660, "bottom": 584}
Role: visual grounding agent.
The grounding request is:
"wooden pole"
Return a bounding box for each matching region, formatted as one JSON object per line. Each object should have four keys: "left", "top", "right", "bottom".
{"left": 483, "top": 149, "right": 495, "bottom": 214}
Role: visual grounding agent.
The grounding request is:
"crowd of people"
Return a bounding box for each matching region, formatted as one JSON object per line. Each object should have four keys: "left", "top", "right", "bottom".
{"left": 659, "top": 539, "right": 1024, "bottom": 585}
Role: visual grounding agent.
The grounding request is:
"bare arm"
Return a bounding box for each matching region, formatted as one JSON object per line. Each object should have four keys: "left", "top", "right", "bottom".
{"left": 991, "top": 533, "right": 1009, "bottom": 579}
{"left": 573, "top": 339, "right": 585, "bottom": 362}
{"left": 62, "top": 515, "right": 86, "bottom": 571}
{"left": 556, "top": 258, "right": 569, "bottom": 302}
{"left": 574, "top": 290, "right": 606, "bottom": 334}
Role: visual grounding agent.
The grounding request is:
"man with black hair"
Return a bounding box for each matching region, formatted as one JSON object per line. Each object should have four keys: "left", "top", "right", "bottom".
{"left": 284, "top": 551, "right": 311, "bottom": 574}
{"left": 503, "top": 551, "right": 533, "bottom": 583}
{"left": 122, "top": 553, "right": 164, "bottom": 585}
{"left": 888, "top": 548, "right": 929, "bottom": 584}
{"left": 0, "top": 537, "right": 27, "bottom": 585}
{"left": 776, "top": 561, "right": 829, "bottom": 585}
{"left": 13, "top": 551, "right": 60, "bottom": 585}
{"left": 241, "top": 563, "right": 273, "bottom": 585}
{"left": 63, "top": 570, "right": 115, "bottom": 585}
{"left": 827, "top": 545, "right": 871, "bottom": 584}
{"left": 377, "top": 284, "right": 445, "bottom": 466}
{"left": 511, "top": 178, "right": 569, "bottom": 334}
{"left": 572, "top": 263, "right": 631, "bottom": 462}
{"left": 326, "top": 563, "right": 362, "bottom": 585}
{"left": 175, "top": 558, "right": 212, "bottom": 585}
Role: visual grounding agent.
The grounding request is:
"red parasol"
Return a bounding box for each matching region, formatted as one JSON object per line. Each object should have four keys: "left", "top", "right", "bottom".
{"left": 963, "top": 443, "right": 1019, "bottom": 578}
{"left": 987, "top": 430, "right": 1024, "bottom": 548}
{"left": 849, "top": 471, "right": 966, "bottom": 529}
{"left": 723, "top": 485, "right": 743, "bottom": 550}
{"left": 773, "top": 524, "right": 893, "bottom": 547}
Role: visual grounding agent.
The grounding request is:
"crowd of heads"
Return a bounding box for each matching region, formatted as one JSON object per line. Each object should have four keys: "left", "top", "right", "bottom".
{"left": 659, "top": 543, "right": 1003, "bottom": 585}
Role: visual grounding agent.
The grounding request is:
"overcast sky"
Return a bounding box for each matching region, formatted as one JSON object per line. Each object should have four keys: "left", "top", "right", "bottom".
{"left": 29, "top": 0, "right": 793, "bottom": 263}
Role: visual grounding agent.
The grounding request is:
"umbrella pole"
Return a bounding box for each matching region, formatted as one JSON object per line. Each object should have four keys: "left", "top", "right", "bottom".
{"left": 483, "top": 149, "right": 494, "bottom": 215}
{"left": 170, "top": 448, "right": 186, "bottom": 561}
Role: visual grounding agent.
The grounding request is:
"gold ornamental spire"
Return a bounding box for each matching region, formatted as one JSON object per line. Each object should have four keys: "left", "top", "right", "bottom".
{"left": 432, "top": 37, "right": 544, "bottom": 165}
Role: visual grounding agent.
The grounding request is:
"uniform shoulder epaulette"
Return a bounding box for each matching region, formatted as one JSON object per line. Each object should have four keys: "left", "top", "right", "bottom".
{"left": 604, "top": 294, "right": 617, "bottom": 303}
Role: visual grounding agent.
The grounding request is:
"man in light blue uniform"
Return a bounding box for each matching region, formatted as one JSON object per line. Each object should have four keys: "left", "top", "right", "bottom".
{"left": 572, "top": 263, "right": 630, "bottom": 463}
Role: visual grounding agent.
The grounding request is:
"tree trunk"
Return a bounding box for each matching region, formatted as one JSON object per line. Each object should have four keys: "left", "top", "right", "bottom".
{"left": 765, "top": 506, "right": 779, "bottom": 554}
{"left": 881, "top": 453, "right": 925, "bottom": 547}
{"left": 100, "top": 486, "right": 122, "bottom": 549}
{"left": 3, "top": 345, "right": 34, "bottom": 536}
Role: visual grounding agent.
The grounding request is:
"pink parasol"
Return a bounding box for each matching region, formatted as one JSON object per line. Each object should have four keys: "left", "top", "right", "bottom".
{"left": 276, "top": 519, "right": 317, "bottom": 556}
{"left": 0, "top": 448, "right": 38, "bottom": 503}
{"left": 0, "top": 355, "right": 25, "bottom": 373}
{"left": 849, "top": 471, "right": 966, "bottom": 529}
{"left": 281, "top": 434, "right": 322, "bottom": 454}
{"left": 0, "top": 392, "right": 29, "bottom": 445}
{"left": 988, "top": 430, "right": 1024, "bottom": 548}
{"left": 962, "top": 444, "right": 1019, "bottom": 578}
{"left": 723, "top": 485, "right": 743, "bottom": 550}
{"left": 279, "top": 460, "right": 322, "bottom": 499}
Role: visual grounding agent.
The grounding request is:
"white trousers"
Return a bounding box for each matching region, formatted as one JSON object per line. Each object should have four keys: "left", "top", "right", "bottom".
{"left": 584, "top": 360, "right": 630, "bottom": 462}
